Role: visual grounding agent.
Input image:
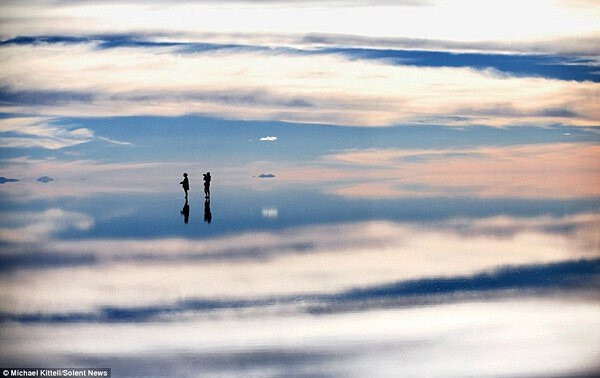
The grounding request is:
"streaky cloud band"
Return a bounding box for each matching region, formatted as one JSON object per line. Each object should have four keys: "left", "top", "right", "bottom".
{"left": 2, "top": 34, "right": 599, "bottom": 82}
{"left": 1, "top": 259, "right": 598, "bottom": 323}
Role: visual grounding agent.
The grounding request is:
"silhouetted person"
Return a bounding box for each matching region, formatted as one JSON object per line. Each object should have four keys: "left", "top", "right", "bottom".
{"left": 180, "top": 173, "right": 189, "bottom": 199}
{"left": 181, "top": 198, "right": 190, "bottom": 224}
{"left": 203, "top": 172, "right": 211, "bottom": 198}
{"left": 204, "top": 197, "right": 212, "bottom": 224}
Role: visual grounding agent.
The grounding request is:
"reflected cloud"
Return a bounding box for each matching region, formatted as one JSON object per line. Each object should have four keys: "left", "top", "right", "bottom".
{"left": 261, "top": 207, "right": 278, "bottom": 219}
{"left": 1, "top": 258, "right": 598, "bottom": 323}
{"left": 67, "top": 348, "right": 345, "bottom": 378}
{"left": 0, "top": 208, "right": 94, "bottom": 243}
{"left": 3, "top": 298, "right": 600, "bottom": 377}
{"left": 1, "top": 211, "right": 598, "bottom": 313}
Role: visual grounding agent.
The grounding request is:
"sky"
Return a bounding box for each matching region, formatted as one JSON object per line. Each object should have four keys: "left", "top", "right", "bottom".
{"left": 1, "top": 0, "right": 599, "bottom": 200}
{"left": 1, "top": 1, "right": 600, "bottom": 377}
{"left": 1, "top": 0, "right": 600, "bottom": 132}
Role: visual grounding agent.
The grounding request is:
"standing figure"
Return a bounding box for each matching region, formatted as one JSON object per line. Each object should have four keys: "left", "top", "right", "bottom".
{"left": 203, "top": 172, "right": 211, "bottom": 198}
{"left": 180, "top": 173, "right": 189, "bottom": 199}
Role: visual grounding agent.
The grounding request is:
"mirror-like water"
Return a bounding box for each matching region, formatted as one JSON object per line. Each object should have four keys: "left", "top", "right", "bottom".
{"left": 1, "top": 118, "right": 599, "bottom": 377}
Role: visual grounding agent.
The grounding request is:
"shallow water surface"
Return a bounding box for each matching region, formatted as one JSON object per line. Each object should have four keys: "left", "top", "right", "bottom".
{"left": 1, "top": 120, "right": 599, "bottom": 377}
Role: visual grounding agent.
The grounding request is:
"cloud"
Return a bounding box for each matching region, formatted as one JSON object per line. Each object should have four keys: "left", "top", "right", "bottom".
{"left": 1, "top": 37, "right": 598, "bottom": 127}
{"left": 314, "top": 143, "right": 600, "bottom": 198}
{"left": 333, "top": 258, "right": 600, "bottom": 303}
{"left": 259, "top": 136, "right": 277, "bottom": 141}
{"left": 0, "top": 116, "right": 134, "bottom": 150}
{"left": 0, "top": 86, "right": 94, "bottom": 105}
{"left": 322, "top": 47, "right": 600, "bottom": 82}
{"left": 6, "top": 30, "right": 598, "bottom": 57}
{"left": 66, "top": 348, "right": 343, "bottom": 378}
{"left": 0, "top": 117, "right": 94, "bottom": 149}
{"left": 0, "top": 176, "right": 18, "bottom": 183}
{"left": 1, "top": 212, "right": 598, "bottom": 313}
{"left": 301, "top": 33, "right": 600, "bottom": 57}
{"left": 1, "top": 1, "right": 598, "bottom": 53}
{"left": 96, "top": 136, "right": 131, "bottom": 146}
{"left": 245, "top": 142, "right": 600, "bottom": 199}
{"left": 36, "top": 176, "right": 54, "bottom": 183}
{"left": 2, "top": 258, "right": 598, "bottom": 323}
{"left": 5, "top": 138, "right": 588, "bottom": 202}
{"left": 4, "top": 35, "right": 598, "bottom": 82}
{"left": 0, "top": 157, "right": 183, "bottom": 200}
{"left": 258, "top": 173, "right": 276, "bottom": 178}
{"left": 3, "top": 298, "right": 599, "bottom": 377}
{"left": 1, "top": 208, "right": 598, "bottom": 376}
{"left": 0, "top": 85, "right": 314, "bottom": 112}
{"left": 261, "top": 207, "right": 278, "bottom": 218}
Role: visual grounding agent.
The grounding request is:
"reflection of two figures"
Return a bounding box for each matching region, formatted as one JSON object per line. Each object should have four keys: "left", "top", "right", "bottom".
{"left": 179, "top": 172, "right": 212, "bottom": 224}
{"left": 181, "top": 198, "right": 209, "bottom": 224}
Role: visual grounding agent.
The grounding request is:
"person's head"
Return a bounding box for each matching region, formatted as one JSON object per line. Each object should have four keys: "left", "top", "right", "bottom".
{"left": 207, "top": 172, "right": 211, "bottom": 176}
{"left": 183, "top": 173, "right": 188, "bottom": 177}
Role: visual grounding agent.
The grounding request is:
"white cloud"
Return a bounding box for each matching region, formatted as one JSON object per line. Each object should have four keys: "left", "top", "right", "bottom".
{"left": 0, "top": 44, "right": 598, "bottom": 127}
{"left": 0, "top": 1, "right": 598, "bottom": 128}
{"left": 0, "top": 117, "right": 94, "bottom": 149}
{"left": 96, "top": 136, "right": 132, "bottom": 146}
{"left": 0, "top": 117, "right": 132, "bottom": 149}
{"left": 1, "top": 0, "right": 598, "bottom": 51}
{"left": 259, "top": 136, "right": 278, "bottom": 141}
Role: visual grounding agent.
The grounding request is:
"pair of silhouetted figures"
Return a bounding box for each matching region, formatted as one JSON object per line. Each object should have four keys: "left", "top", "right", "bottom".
{"left": 179, "top": 172, "right": 212, "bottom": 224}
{"left": 179, "top": 172, "right": 211, "bottom": 199}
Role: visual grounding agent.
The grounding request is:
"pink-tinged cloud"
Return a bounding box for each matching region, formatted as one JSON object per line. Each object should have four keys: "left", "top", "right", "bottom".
{"left": 307, "top": 143, "right": 600, "bottom": 199}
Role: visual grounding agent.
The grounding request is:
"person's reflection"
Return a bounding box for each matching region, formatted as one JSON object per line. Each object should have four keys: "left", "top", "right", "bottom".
{"left": 204, "top": 197, "right": 212, "bottom": 224}
{"left": 181, "top": 198, "right": 190, "bottom": 224}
